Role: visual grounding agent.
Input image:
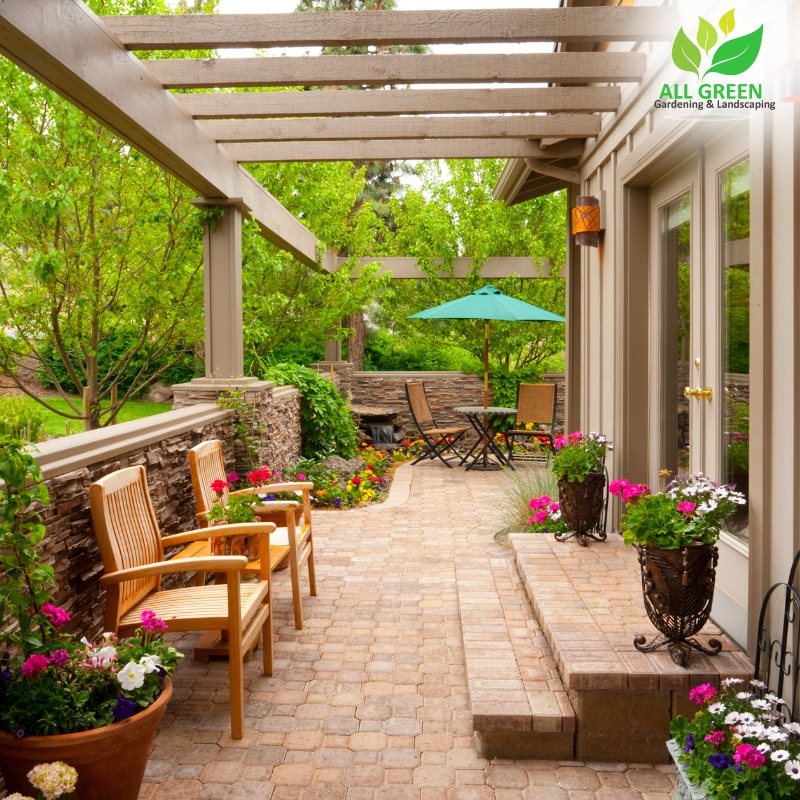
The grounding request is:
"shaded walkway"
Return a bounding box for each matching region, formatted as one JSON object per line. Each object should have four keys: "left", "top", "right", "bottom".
{"left": 141, "top": 463, "right": 676, "bottom": 800}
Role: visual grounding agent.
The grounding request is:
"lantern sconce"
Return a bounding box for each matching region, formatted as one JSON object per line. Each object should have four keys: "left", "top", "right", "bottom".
{"left": 571, "top": 191, "right": 605, "bottom": 247}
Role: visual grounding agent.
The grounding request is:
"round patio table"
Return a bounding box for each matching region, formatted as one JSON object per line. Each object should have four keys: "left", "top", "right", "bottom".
{"left": 453, "top": 406, "right": 517, "bottom": 471}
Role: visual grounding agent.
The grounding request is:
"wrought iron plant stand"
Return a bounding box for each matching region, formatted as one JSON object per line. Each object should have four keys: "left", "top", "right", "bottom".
{"left": 634, "top": 544, "right": 722, "bottom": 667}
{"left": 555, "top": 466, "right": 609, "bottom": 547}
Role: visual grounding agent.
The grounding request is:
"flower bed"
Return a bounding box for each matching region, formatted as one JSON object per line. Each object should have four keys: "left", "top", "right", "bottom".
{"left": 671, "top": 679, "right": 800, "bottom": 799}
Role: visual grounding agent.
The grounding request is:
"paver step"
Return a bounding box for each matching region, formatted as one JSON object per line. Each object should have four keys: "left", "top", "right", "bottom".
{"left": 455, "top": 556, "right": 575, "bottom": 759}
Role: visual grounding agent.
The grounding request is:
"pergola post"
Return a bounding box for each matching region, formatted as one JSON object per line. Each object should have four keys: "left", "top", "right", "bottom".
{"left": 203, "top": 204, "right": 244, "bottom": 379}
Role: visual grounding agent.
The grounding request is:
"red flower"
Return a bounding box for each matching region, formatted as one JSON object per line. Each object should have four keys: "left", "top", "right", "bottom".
{"left": 352, "top": 476, "right": 362, "bottom": 485}
{"left": 210, "top": 479, "right": 229, "bottom": 494}
{"left": 402, "top": 440, "right": 410, "bottom": 447}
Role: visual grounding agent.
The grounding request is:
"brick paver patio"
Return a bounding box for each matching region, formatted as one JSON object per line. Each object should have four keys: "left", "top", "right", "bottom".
{"left": 141, "top": 462, "right": 677, "bottom": 800}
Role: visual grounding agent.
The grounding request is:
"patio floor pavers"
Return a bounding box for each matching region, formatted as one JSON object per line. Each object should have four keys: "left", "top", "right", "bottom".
{"left": 140, "top": 462, "right": 677, "bottom": 800}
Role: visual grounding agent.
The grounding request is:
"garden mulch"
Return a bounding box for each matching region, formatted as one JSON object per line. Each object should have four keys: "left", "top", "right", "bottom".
{"left": 142, "top": 462, "right": 677, "bottom": 800}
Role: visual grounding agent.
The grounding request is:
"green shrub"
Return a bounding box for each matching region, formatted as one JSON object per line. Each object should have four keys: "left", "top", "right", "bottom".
{"left": 363, "top": 329, "right": 480, "bottom": 372}
{"left": 262, "top": 363, "right": 357, "bottom": 459}
{"left": 0, "top": 396, "right": 46, "bottom": 442}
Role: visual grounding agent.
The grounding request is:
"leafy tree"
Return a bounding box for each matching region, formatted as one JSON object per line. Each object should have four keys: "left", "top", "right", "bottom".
{"left": 374, "top": 160, "right": 567, "bottom": 385}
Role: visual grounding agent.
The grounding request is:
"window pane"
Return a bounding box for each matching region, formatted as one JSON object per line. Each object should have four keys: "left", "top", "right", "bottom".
{"left": 662, "top": 193, "right": 691, "bottom": 474}
{"left": 721, "top": 159, "right": 750, "bottom": 541}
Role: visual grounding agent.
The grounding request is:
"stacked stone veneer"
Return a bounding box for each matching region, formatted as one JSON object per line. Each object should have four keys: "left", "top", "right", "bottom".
{"left": 20, "top": 379, "right": 302, "bottom": 643}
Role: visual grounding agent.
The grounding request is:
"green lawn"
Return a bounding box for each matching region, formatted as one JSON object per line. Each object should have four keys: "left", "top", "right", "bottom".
{"left": 17, "top": 396, "right": 172, "bottom": 437}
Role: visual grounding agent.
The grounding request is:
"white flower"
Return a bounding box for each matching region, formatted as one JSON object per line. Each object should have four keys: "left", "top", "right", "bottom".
{"left": 786, "top": 760, "right": 800, "bottom": 779}
{"left": 785, "top": 722, "right": 800, "bottom": 735}
{"left": 757, "top": 742, "right": 772, "bottom": 753}
{"left": 139, "top": 654, "right": 162, "bottom": 674}
{"left": 752, "top": 699, "right": 772, "bottom": 710}
{"left": 708, "top": 703, "right": 726, "bottom": 714}
{"left": 722, "top": 678, "right": 744, "bottom": 687}
{"left": 6, "top": 794, "right": 35, "bottom": 800}
{"left": 725, "top": 712, "right": 742, "bottom": 725}
{"left": 94, "top": 645, "right": 118, "bottom": 667}
{"left": 772, "top": 750, "right": 791, "bottom": 762}
{"left": 751, "top": 679, "right": 767, "bottom": 689}
{"left": 737, "top": 692, "right": 754, "bottom": 701}
{"left": 769, "top": 730, "right": 790, "bottom": 742}
{"left": 27, "top": 762, "right": 78, "bottom": 800}
{"left": 738, "top": 712, "right": 756, "bottom": 724}
{"left": 139, "top": 656, "right": 161, "bottom": 675}
{"left": 117, "top": 661, "right": 146, "bottom": 691}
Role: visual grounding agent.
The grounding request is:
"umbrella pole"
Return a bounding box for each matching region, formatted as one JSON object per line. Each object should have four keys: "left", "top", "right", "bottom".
{"left": 483, "top": 320, "right": 489, "bottom": 409}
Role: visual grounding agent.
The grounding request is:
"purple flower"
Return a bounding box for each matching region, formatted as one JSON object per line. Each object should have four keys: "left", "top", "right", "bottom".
{"left": 0, "top": 668, "right": 11, "bottom": 691}
{"left": 708, "top": 753, "right": 734, "bottom": 769}
{"left": 684, "top": 733, "right": 695, "bottom": 752}
{"left": 112, "top": 695, "right": 139, "bottom": 722}
{"left": 50, "top": 649, "right": 69, "bottom": 667}
{"left": 333, "top": 498, "right": 341, "bottom": 507}
{"left": 15, "top": 729, "right": 24, "bottom": 739}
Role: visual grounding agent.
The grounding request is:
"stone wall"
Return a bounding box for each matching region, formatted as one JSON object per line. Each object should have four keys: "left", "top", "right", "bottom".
{"left": 542, "top": 372, "right": 565, "bottom": 435}
{"left": 349, "top": 371, "right": 490, "bottom": 435}
{"left": 20, "top": 380, "right": 303, "bottom": 643}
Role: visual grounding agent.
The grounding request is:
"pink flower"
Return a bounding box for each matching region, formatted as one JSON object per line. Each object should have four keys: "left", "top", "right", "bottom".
{"left": 705, "top": 731, "right": 726, "bottom": 748}
{"left": 527, "top": 518, "right": 536, "bottom": 526}
{"left": 41, "top": 603, "right": 70, "bottom": 628}
{"left": 621, "top": 483, "right": 650, "bottom": 502}
{"left": 689, "top": 683, "right": 717, "bottom": 705}
{"left": 226, "top": 472, "right": 239, "bottom": 484}
{"left": 50, "top": 649, "right": 69, "bottom": 667}
{"left": 548, "top": 503, "right": 560, "bottom": 512}
{"left": 677, "top": 501, "right": 696, "bottom": 515}
{"left": 609, "top": 479, "right": 629, "bottom": 496}
{"left": 568, "top": 431, "right": 583, "bottom": 441}
{"left": 553, "top": 436, "right": 568, "bottom": 450}
{"left": 532, "top": 510, "right": 548, "bottom": 524}
{"left": 21, "top": 654, "right": 50, "bottom": 677}
{"left": 297, "top": 473, "right": 306, "bottom": 481}
{"left": 210, "top": 479, "right": 229, "bottom": 494}
{"left": 734, "top": 742, "right": 766, "bottom": 769}
{"left": 529, "top": 495, "right": 552, "bottom": 510}
{"left": 140, "top": 610, "right": 168, "bottom": 632}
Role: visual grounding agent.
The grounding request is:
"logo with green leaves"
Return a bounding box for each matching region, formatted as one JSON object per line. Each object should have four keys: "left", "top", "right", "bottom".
{"left": 672, "top": 10, "right": 763, "bottom": 80}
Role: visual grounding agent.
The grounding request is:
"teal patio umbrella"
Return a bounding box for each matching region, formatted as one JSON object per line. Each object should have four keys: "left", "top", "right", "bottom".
{"left": 408, "top": 285, "right": 565, "bottom": 409}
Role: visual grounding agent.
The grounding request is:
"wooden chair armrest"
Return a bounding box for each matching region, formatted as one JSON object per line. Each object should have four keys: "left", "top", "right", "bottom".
{"left": 254, "top": 500, "right": 301, "bottom": 512}
{"left": 100, "top": 556, "right": 248, "bottom": 586}
{"left": 161, "top": 522, "right": 276, "bottom": 547}
{"left": 261, "top": 482, "right": 313, "bottom": 493}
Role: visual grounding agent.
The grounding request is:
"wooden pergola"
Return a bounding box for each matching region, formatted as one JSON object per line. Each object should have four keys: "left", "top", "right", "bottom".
{"left": 0, "top": 2, "right": 673, "bottom": 381}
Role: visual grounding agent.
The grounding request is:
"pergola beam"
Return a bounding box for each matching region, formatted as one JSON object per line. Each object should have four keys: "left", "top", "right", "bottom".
{"left": 338, "top": 256, "right": 565, "bottom": 280}
{"left": 0, "top": 0, "right": 319, "bottom": 266}
{"left": 204, "top": 115, "right": 601, "bottom": 143}
{"left": 102, "top": 7, "right": 677, "bottom": 49}
{"left": 176, "top": 87, "right": 622, "bottom": 119}
{"left": 145, "top": 52, "right": 647, "bottom": 89}
{"left": 225, "top": 138, "right": 586, "bottom": 163}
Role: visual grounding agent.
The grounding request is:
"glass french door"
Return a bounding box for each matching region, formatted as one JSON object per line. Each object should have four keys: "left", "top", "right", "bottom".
{"left": 649, "top": 124, "right": 750, "bottom": 646}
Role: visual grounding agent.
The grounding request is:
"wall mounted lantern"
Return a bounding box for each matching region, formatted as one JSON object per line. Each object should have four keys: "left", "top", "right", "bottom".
{"left": 571, "top": 194, "right": 602, "bottom": 247}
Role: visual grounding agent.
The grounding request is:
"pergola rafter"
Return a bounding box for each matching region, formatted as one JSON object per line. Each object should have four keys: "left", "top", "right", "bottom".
{"left": 176, "top": 87, "right": 623, "bottom": 120}
{"left": 144, "top": 52, "right": 647, "bottom": 90}
{"left": 102, "top": 7, "right": 676, "bottom": 49}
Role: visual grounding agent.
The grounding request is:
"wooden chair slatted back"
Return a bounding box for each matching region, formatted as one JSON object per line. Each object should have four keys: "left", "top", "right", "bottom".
{"left": 516, "top": 383, "right": 556, "bottom": 425}
{"left": 89, "top": 466, "right": 164, "bottom": 619}
{"left": 406, "top": 382, "right": 435, "bottom": 428}
{"left": 189, "top": 439, "right": 228, "bottom": 523}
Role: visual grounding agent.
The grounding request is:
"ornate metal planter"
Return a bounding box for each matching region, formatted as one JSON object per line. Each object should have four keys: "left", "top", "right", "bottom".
{"left": 634, "top": 544, "right": 722, "bottom": 667}
{"left": 555, "top": 471, "right": 607, "bottom": 546}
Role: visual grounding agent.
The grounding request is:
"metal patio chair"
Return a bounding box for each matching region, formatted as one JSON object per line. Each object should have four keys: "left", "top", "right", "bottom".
{"left": 504, "top": 383, "right": 558, "bottom": 463}
{"left": 405, "top": 382, "right": 469, "bottom": 468}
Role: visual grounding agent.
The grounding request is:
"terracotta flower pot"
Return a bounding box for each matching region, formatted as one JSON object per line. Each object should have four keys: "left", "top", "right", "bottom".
{"left": 0, "top": 678, "right": 171, "bottom": 800}
{"left": 256, "top": 504, "right": 304, "bottom": 528}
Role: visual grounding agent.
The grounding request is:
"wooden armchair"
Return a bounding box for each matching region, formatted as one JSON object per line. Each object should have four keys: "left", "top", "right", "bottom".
{"left": 89, "top": 465, "right": 275, "bottom": 740}
{"left": 184, "top": 439, "right": 317, "bottom": 631}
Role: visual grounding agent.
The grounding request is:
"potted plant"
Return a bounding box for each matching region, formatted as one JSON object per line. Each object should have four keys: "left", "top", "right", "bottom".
{"left": 206, "top": 476, "right": 262, "bottom": 558}
{"left": 669, "top": 678, "right": 800, "bottom": 798}
{"left": 610, "top": 472, "right": 746, "bottom": 666}
{"left": 550, "top": 431, "right": 611, "bottom": 545}
{"left": 0, "top": 436, "right": 181, "bottom": 800}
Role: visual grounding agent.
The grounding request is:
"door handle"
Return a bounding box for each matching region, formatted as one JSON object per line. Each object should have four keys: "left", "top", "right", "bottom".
{"left": 684, "top": 386, "right": 712, "bottom": 400}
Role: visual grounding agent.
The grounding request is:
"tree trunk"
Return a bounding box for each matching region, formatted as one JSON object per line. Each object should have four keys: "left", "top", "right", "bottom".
{"left": 347, "top": 313, "right": 366, "bottom": 370}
